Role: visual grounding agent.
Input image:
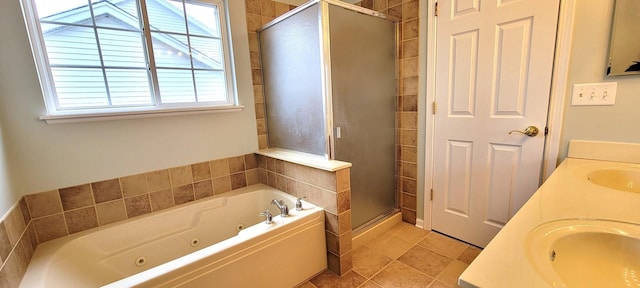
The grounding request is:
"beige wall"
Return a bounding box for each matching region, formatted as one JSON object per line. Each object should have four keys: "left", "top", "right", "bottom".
{"left": 559, "top": 0, "right": 640, "bottom": 161}
{"left": 0, "top": 121, "right": 19, "bottom": 216}
{"left": 0, "top": 0, "right": 258, "bottom": 217}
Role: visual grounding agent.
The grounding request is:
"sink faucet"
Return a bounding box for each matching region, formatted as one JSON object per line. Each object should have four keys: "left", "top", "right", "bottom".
{"left": 271, "top": 199, "right": 289, "bottom": 217}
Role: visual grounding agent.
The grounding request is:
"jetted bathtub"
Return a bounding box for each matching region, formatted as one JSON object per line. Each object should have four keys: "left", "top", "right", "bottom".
{"left": 20, "top": 184, "right": 327, "bottom": 287}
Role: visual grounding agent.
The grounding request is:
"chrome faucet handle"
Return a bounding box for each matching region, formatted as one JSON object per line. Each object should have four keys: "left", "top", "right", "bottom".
{"left": 259, "top": 209, "right": 273, "bottom": 224}
{"left": 295, "top": 197, "right": 306, "bottom": 211}
{"left": 271, "top": 199, "right": 289, "bottom": 217}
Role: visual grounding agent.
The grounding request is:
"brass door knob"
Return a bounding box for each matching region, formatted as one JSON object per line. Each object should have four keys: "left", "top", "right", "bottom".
{"left": 509, "top": 126, "right": 539, "bottom": 137}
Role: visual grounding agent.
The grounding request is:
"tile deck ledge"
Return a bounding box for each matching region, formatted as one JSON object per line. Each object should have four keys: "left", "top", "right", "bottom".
{"left": 256, "top": 148, "right": 352, "bottom": 172}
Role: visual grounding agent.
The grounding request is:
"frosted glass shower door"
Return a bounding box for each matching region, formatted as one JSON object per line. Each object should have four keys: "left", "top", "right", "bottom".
{"left": 259, "top": 4, "right": 327, "bottom": 156}
{"left": 328, "top": 5, "right": 397, "bottom": 229}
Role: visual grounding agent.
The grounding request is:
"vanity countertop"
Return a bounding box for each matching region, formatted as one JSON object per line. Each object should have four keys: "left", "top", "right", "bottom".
{"left": 458, "top": 157, "right": 640, "bottom": 287}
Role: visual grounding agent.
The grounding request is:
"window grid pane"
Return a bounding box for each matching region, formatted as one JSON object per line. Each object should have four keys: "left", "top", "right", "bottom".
{"left": 31, "top": 0, "right": 232, "bottom": 113}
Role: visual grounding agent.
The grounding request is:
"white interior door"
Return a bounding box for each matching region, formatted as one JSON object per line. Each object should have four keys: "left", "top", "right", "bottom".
{"left": 431, "top": 0, "right": 560, "bottom": 248}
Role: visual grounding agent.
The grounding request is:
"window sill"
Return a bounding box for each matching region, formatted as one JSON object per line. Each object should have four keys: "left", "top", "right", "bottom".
{"left": 40, "top": 105, "right": 245, "bottom": 124}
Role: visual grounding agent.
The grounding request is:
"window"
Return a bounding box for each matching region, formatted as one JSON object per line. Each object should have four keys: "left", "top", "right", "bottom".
{"left": 22, "top": 0, "right": 238, "bottom": 120}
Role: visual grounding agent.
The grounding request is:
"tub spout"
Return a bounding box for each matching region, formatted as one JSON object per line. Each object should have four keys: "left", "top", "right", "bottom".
{"left": 271, "top": 199, "right": 289, "bottom": 217}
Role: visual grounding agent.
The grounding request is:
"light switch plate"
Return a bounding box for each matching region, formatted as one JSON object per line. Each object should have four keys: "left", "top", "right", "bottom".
{"left": 571, "top": 82, "right": 617, "bottom": 106}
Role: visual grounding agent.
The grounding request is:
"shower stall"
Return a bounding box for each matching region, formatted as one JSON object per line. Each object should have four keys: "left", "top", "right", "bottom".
{"left": 258, "top": 0, "right": 397, "bottom": 230}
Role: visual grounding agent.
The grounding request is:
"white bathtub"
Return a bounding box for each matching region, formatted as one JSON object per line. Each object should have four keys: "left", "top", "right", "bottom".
{"left": 21, "top": 184, "right": 327, "bottom": 288}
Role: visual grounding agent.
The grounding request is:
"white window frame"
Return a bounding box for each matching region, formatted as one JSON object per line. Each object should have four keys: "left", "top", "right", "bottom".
{"left": 21, "top": 0, "right": 242, "bottom": 123}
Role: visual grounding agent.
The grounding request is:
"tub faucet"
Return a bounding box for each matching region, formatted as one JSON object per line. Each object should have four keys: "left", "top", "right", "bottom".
{"left": 259, "top": 209, "right": 273, "bottom": 224}
{"left": 271, "top": 199, "right": 289, "bottom": 217}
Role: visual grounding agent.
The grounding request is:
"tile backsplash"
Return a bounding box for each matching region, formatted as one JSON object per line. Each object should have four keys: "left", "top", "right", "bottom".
{"left": 25, "top": 154, "right": 260, "bottom": 245}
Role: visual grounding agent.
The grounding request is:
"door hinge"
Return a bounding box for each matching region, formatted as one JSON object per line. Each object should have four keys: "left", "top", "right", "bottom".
{"left": 544, "top": 126, "right": 549, "bottom": 135}
{"left": 432, "top": 101, "right": 437, "bottom": 114}
{"left": 435, "top": 1, "right": 438, "bottom": 17}
{"left": 430, "top": 188, "right": 434, "bottom": 201}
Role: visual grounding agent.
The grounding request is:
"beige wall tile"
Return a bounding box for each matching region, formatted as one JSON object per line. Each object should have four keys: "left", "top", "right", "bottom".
{"left": 402, "top": 0, "right": 419, "bottom": 20}
{"left": 274, "top": 2, "right": 289, "bottom": 17}
{"left": 194, "top": 180, "right": 214, "bottom": 200}
{"left": 246, "top": 169, "right": 260, "bottom": 186}
{"left": 402, "top": 38, "right": 419, "bottom": 58}
{"left": 146, "top": 170, "right": 171, "bottom": 192}
{"left": 245, "top": 154, "right": 258, "bottom": 170}
{"left": 91, "top": 179, "right": 122, "bottom": 204}
{"left": 210, "top": 159, "right": 230, "bottom": 178}
{"left": 150, "top": 189, "right": 174, "bottom": 212}
{"left": 4, "top": 208, "right": 26, "bottom": 247}
{"left": 322, "top": 190, "right": 337, "bottom": 214}
{"left": 120, "top": 174, "right": 148, "bottom": 198}
{"left": 401, "top": 58, "right": 418, "bottom": 78}
{"left": 125, "top": 195, "right": 152, "bottom": 218}
{"left": 387, "top": 5, "right": 402, "bottom": 21}
{"left": 246, "top": 13, "right": 262, "bottom": 32}
{"left": 338, "top": 210, "right": 352, "bottom": 236}
{"left": 245, "top": 0, "right": 261, "bottom": 14}
{"left": 228, "top": 156, "right": 246, "bottom": 174}
{"left": 401, "top": 145, "right": 418, "bottom": 163}
{"left": 230, "top": 173, "right": 247, "bottom": 190}
{"left": 338, "top": 230, "right": 353, "bottom": 256}
{"left": 326, "top": 231, "right": 339, "bottom": 255}
{"left": 25, "top": 190, "right": 62, "bottom": 218}
{"left": 172, "top": 184, "right": 195, "bottom": 205}
{"left": 248, "top": 32, "right": 259, "bottom": 52}
{"left": 260, "top": 0, "right": 275, "bottom": 17}
{"left": 325, "top": 212, "right": 339, "bottom": 235}
{"left": 59, "top": 185, "right": 93, "bottom": 211}
{"left": 0, "top": 223, "right": 11, "bottom": 263}
{"left": 169, "top": 166, "right": 193, "bottom": 187}
{"left": 213, "top": 176, "right": 231, "bottom": 194}
{"left": 402, "top": 208, "right": 417, "bottom": 225}
{"left": 373, "top": 0, "right": 387, "bottom": 11}
{"left": 255, "top": 103, "right": 265, "bottom": 119}
{"left": 336, "top": 168, "right": 350, "bottom": 192}
{"left": 33, "top": 214, "right": 67, "bottom": 243}
{"left": 18, "top": 198, "right": 31, "bottom": 226}
{"left": 402, "top": 193, "right": 417, "bottom": 210}
{"left": 402, "top": 162, "right": 417, "bottom": 179}
{"left": 337, "top": 190, "right": 351, "bottom": 214}
{"left": 65, "top": 207, "right": 98, "bottom": 234}
{"left": 191, "top": 162, "right": 212, "bottom": 182}
{"left": 96, "top": 200, "right": 127, "bottom": 226}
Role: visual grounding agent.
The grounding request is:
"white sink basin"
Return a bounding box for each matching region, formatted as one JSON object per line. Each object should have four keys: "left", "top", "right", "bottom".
{"left": 525, "top": 219, "right": 640, "bottom": 288}
{"left": 587, "top": 168, "right": 640, "bottom": 193}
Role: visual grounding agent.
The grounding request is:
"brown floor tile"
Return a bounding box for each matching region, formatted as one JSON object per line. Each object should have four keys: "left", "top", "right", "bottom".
{"left": 398, "top": 246, "right": 452, "bottom": 277}
{"left": 418, "top": 232, "right": 468, "bottom": 259}
{"left": 296, "top": 281, "right": 318, "bottom": 288}
{"left": 386, "top": 222, "right": 429, "bottom": 243}
{"left": 359, "top": 280, "right": 383, "bottom": 288}
{"left": 365, "top": 232, "right": 414, "bottom": 259}
{"left": 457, "top": 246, "right": 482, "bottom": 264}
{"left": 436, "top": 260, "right": 468, "bottom": 287}
{"left": 372, "top": 261, "right": 433, "bottom": 288}
{"left": 352, "top": 246, "right": 393, "bottom": 278}
{"left": 428, "top": 281, "right": 452, "bottom": 288}
{"left": 310, "top": 270, "right": 367, "bottom": 288}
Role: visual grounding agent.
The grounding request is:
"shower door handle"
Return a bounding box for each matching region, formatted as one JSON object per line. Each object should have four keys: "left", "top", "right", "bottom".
{"left": 335, "top": 126, "right": 341, "bottom": 139}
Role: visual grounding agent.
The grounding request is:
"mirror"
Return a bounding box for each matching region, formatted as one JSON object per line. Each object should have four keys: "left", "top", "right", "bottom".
{"left": 607, "top": 0, "right": 640, "bottom": 76}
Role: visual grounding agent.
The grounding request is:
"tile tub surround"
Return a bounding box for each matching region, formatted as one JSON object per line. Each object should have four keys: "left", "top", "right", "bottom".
{"left": 257, "top": 153, "right": 353, "bottom": 275}
{"left": 0, "top": 200, "right": 35, "bottom": 287}
{"left": 245, "top": 0, "right": 420, "bottom": 224}
{"left": 0, "top": 154, "right": 260, "bottom": 287}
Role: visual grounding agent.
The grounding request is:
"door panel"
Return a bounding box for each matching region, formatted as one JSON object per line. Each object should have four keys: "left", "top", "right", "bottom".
{"left": 432, "top": 0, "right": 559, "bottom": 247}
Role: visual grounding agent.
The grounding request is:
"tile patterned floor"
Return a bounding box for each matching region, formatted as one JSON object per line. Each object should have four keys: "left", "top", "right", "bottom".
{"left": 300, "top": 222, "right": 482, "bottom": 288}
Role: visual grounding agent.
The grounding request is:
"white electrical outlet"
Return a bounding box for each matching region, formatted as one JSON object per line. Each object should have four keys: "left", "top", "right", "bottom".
{"left": 571, "top": 82, "right": 617, "bottom": 106}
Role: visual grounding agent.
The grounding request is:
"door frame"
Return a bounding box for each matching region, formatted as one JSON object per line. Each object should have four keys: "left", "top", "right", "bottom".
{"left": 419, "top": 0, "right": 577, "bottom": 230}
